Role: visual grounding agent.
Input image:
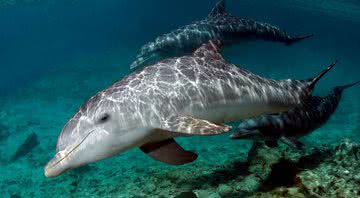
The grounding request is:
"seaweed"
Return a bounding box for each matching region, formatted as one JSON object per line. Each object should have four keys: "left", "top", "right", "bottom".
{"left": 259, "top": 147, "right": 331, "bottom": 192}
{"left": 177, "top": 142, "right": 334, "bottom": 197}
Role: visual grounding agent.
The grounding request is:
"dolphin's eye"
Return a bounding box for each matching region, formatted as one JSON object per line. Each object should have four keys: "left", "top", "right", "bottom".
{"left": 98, "top": 113, "right": 110, "bottom": 124}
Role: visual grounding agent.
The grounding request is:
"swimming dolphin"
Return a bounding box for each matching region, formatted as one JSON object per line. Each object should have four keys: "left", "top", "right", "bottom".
{"left": 230, "top": 78, "right": 359, "bottom": 149}
{"left": 45, "top": 40, "right": 333, "bottom": 178}
{"left": 130, "top": 0, "right": 313, "bottom": 69}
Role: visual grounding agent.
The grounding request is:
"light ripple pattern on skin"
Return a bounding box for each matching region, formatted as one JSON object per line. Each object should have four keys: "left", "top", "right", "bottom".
{"left": 45, "top": 40, "right": 331, "bottom": 178}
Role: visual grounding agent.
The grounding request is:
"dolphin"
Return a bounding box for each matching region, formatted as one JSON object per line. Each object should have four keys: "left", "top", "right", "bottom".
{"left": 130, "top": 0, "right": 313, "bottom": 69}
{"left": 45, "top": 40, "right": 334, "bottom": 177}
{"left": 230, "top": 78, "right": 359, "bottom": 149}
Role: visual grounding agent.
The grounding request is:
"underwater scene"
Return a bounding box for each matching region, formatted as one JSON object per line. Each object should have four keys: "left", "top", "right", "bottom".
{"left": 1, "top": 0, "right": 360, "bottom": 197}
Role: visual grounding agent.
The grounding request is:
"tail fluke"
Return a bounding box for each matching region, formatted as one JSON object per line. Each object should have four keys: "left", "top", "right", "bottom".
{"left": 335, "top": 80, "right": 360, "bottom": 92}
{"left": 286, "top": 34, "right": 314, "bottom": 46}
{"left": 308, "top": 60, "right": 338, "bottom": 89}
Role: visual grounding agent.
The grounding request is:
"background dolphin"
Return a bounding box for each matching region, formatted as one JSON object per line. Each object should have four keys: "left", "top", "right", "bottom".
{"left": 45, "top": 40, "right": 332, "bottom": 178}
{"left": 130, "top": 0, "right": 313, "bottom": 69}
{"left": 230, "top": 79, "right": 359, "bottom": 149}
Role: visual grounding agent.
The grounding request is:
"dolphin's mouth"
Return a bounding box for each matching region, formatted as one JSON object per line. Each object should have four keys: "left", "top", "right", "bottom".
{"left": 130, "top": 53, "right": 158, "bottom": 69}
{"left": 44, "top": 129, "right": 95, "bottom": 177}
{"left": 130, "top": 56, "right": 148, "bottom": 69}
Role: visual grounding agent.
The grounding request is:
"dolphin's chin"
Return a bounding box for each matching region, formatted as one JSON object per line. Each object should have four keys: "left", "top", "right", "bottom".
{"left": 44, "top": 147, "right": 79, "bottom": 178}
{"left": 44, "top": 164, "right": 69, "bottom": 178}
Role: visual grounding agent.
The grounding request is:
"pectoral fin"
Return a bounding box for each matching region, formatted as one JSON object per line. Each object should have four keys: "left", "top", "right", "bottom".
{"left": 140, "top": 138, "right": 198, "bottom": 165}
{"left": 280, "top": 137, "right": 306, "bottom": 150}
{"left": 162, "top": 116, "right": 231, "bottom": 136}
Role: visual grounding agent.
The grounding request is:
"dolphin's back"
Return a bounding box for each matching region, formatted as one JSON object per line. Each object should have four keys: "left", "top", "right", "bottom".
{"left": 104, "top": 51, "right": 310, "bottom": 128}
{"left": 149, "top": 15, "right": 296, "bottom": 55}
{"left": 208, "top": 15, "right": 292, "bottom": 43}
{"left": 130, "top": 1, "right": 312, "bottom": 69}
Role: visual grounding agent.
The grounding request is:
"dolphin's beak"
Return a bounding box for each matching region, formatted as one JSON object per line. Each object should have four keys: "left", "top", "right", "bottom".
{"left": 130, "top": 56, "right": 146, "bottom": 69}
{"left": 45, "top": 129, "right": 97, "bottom": 178}
{"left": 130, "top": 53, "right": 157, "bottom": 69}
{"left": 44, "top": 152, "right": 69, "bottom": 178}
{"left": 230, "top": 127, "right": 262, "bottom": 140}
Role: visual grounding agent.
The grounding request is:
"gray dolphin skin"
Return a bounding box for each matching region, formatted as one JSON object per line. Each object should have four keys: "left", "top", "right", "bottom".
{"left": 230, "top": 78, "right": 359, "bottom": 149}
{"left": 130, "top": 0, "right": 313, "bottom": 69}
{"left": 44, "top": 40, "right": 332, "bottom": 178}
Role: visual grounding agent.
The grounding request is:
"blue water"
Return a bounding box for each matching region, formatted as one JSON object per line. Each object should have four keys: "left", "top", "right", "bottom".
{"left": 0, "top": 0, "right": 359, "bottom": 197}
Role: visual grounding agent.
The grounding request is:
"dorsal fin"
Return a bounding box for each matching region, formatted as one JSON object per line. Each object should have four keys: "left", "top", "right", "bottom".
{"left": 334, "top": 80, "right": 360, "bottom": 92}
{"left": 307, "top": 60, "right": 337, "bottom": 90}
{"left": 208, "top": 0, "right": 226, "bottom": 18}
{"left": 193, "top": 40, "right": 224, "bottom": 61}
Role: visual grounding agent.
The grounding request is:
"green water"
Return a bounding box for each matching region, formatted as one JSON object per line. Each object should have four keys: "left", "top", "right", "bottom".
{"left": 0, "top": 0, "right": 359, "bottom": 197}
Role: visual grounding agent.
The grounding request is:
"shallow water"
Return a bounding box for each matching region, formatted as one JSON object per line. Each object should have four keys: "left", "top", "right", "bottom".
{"left": 0, "top": 0, "right": 359, "bottom": 197}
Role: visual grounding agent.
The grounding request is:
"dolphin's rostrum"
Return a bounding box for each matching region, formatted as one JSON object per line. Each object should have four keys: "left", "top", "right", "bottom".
{"left": 45, "top": 40, "right": 331, "bottom": 177}
{"left": 130, "top": 0, "right": 313, "bottom": 69}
